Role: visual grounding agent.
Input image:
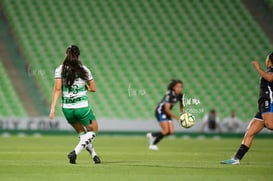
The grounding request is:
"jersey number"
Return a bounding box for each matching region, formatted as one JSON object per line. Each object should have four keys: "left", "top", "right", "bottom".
{"left": 72, "top": 85, "right": 79, "bottom": 94}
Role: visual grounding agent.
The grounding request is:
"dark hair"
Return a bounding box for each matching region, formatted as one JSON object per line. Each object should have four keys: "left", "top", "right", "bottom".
{"left": 269, "top": 52, "right": 273, "bottom": 62}
{"left": 62, "top": 45, "right": 88, "bottom": 91}
{"left": 167, "top": 79, "right": 183, "bottom": 91}
{"left": 210, "top": 109, "right": 216, "bottom": 114}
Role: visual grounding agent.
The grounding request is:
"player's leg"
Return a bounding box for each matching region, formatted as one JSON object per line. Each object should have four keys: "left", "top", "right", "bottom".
{"left": 152, "top": 121, "right": 174, "bottom": 140}
{"left": 90, "top": 120, "right": 99, "bottom": 132}
{"left": 71, "top": 121, "right": 86, "bottom": 133}
{"left": 233, "top": 119, "right": 264, "bottom": 161}
{"left": 148, "top": 121, "right": 173, "bottom": 150}
{"left": 241, "top": 119, "right": 264, "bottom": 148}
{"left": 85, "top": 120, "right": 101, "bottom": 164}
{"left": 68, "top": 122, "right": 92, "bottom": 164}
{"left": 147, "top": 112, "right": 159, "bottom": 147}
{"left": 85, "top": 120, "right": 98, "bottom": 132}
{"left": 263, "top": 113, "right": 273, "bottom": 130}
{"left": 221, "top": 118, "right": 264, "bottom": 164}
{"left": 85, "top": 119, "right": 98, "bottom": 157}
{"left": 167, "top": 121, "right": 174, "bottom": 135}
{"left": 147, "top": 112, "right": 171, "bottom": 150}
{"left": 79, "top": 106, "right": 101, "bottom": 164}
{"left": 147, "top": 121, "right": 169, "bottom": 150}
{"left": 62, "top": 108, "right": 89, "bottom": 164}
{"left": 228, "top": 102, "right": 269, "bottom": 163}
{"left": 152, "top": 121, "right": 170, "bottom": 145}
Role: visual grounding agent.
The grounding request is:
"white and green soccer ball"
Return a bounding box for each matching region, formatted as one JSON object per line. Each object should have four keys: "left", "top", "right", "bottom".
{"left": 180, "top": 112, "right": 195, "bottom": 128}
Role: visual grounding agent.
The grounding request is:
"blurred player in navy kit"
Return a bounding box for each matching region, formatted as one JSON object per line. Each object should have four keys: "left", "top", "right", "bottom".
{"left": 146, "top": 79, "right": 184, "bottom": 150}
{"left": 221, "top": 52, "right": 273, "bottom": 164}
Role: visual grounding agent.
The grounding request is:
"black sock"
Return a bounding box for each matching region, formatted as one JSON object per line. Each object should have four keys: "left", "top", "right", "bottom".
{"left": 234, "top": 144, "right": 249, "bottom": 160}
{"left": 152, "top": 132, "right": 161, "bottom": 137}
{"left": 153, "top": 132, "right": 164, "bottom": 145}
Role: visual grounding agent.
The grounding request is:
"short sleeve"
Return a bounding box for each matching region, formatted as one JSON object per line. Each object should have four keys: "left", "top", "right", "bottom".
{"left": 83, "top": 65, "right": 93, "bottom": 81}
{"left": 54, "top": 65, "right": 62, "bottom": 79}
{"left": 164, "top": 91, "right": 172, "bottom": 103}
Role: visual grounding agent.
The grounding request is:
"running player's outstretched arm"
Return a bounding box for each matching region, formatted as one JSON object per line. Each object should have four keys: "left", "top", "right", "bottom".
{"left": 165, "top": 103, "right": 180, "bottom": 122}
{"left": 86, "top": 80, "right": 96, "bottom": 92}
{"left": 49, "top": 79, "right": 62, "bottom": 119}
{"left": 252, "top": 61, "right": 273, "bottom": 82}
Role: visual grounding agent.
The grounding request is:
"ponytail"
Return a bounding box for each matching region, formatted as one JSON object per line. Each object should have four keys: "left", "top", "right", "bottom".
{"left": 62, "top": 45, "right": 88, "bottom": 91}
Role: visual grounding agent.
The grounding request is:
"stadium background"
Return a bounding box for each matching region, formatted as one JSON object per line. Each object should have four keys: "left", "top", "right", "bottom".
{"left": 0, "top": 0, "right": 273, "bottom": 133}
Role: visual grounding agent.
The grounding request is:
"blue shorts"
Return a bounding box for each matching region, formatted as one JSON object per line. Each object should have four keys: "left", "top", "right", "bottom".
{"left": 155, "top": 110, "right": 172, "bottom": 122}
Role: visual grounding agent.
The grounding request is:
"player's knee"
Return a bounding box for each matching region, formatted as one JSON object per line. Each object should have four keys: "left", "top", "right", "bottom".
{"left": 89, "top": 125, "right": 98, "bottom": 132}
{"left": 85, "top": 124, "right": 93, "bottom": 131}
{"left": 161, "top": 131, "right": 168, "bottom": 136}
{"left": 91, "top": 120, "right": 99, "bottom": 132}
{"left": 93, "top": 127, "right": 99, "bottom": 132}
{"left": 244, "top": 128, "right": 257, "bottom": 139}
{"left": 74, "top": 127, "right": 85, "bottom": 133}
{"left": 162, "top": 130, "right": 169, "bottom": 135}
{"left": 92, "top": 124, "right": 99, "bottom": 132}
{"left": 265, "top": 121, "right": 273, "bottom": 130}
{"left": 162, "top": 130, "right": 173, "bottom": 135}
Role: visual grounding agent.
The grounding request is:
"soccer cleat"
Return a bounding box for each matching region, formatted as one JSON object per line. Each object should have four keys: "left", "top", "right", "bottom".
{"left": 93, "top": 155, "right": 101, "bottom": 164}
{"left": 149, "top": 145, "right": 159, "bottom": 151}
{"left": 146, "top": 133, "right": 155, "bottom": 146}
{"left": 68, "top": 150, "right": 77, "bottom": 164}
{"left": 220, "top": 158, "right": 240, "bottom": 165}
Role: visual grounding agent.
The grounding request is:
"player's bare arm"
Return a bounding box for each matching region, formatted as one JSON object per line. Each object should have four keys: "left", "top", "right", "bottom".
{"left": 49, "top": 78, "right": 62, "bottom": 119}
{"left": 164, "top": 103, "right": 179, "bottom": 122}
{"left": 86, "top": 80, "right": 96, "bottom": 92}
{"left": 251, "top": 61, "right": 273, "bottom": 82}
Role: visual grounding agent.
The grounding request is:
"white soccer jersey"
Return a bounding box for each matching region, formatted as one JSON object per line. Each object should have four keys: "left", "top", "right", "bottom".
{"left": 55, "top": 64, "right": 93, "bottom": 108}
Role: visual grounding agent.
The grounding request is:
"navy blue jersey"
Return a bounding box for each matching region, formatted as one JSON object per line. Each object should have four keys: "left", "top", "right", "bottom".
{"left": 258, "top": 66, "right": 273, "bottom": 102}
{"left": 155, "top": 90, "right": 183, "bottom": 114}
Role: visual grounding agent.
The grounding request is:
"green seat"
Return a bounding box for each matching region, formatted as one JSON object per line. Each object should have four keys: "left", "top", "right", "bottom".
{"left": 1, "top": 0, "right": 273, "bottom": 120}
{"left": 0, "top": 61, "right": 28, "bottom": 116}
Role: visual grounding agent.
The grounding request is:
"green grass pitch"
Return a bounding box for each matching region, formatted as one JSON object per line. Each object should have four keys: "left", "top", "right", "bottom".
{"left": 0, "top": 135, "right": 272, "bottom": 181}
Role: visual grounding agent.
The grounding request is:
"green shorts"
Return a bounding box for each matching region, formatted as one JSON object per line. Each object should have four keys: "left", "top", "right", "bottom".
{"left": 62, "top": 106, "right": 96, "bottom": 126}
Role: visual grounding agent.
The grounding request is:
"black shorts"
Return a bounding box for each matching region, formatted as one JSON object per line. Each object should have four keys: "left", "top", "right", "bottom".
{"left": 254, "top": 99, "right": 273, "bottom": 120}
{"left": 155, "top": 110, "right": 172, "bottom": 122}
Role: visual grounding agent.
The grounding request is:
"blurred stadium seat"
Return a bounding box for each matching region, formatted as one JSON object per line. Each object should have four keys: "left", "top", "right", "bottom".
{"left": 1, "top": 0, "right": 273, "bottom": 120}
{"left": 0, "top": 60, "right": 27, "bottom": 117}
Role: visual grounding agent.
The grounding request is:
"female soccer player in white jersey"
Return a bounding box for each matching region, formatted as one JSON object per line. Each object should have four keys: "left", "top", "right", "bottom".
{"left": 221, "top": 52, "right": 273, "bottom": 164}
{"left": 49, "top": 45, "right": 101, "bottom": 164}
{"left": 146, "top": 79, "right": 184, "bottom": 150}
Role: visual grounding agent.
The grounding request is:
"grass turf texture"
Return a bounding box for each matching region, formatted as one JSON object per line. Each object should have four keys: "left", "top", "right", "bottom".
{"left": 0, "top": 136, "right": 272, "bottom": 181}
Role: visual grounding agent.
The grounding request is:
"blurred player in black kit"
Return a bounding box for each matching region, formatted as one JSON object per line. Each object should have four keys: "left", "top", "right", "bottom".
{"left": 221, "top": 52, "right": 273, "bottom": 164}
{"left": 146, "top": 79, "right": 184, "bottom": 150}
